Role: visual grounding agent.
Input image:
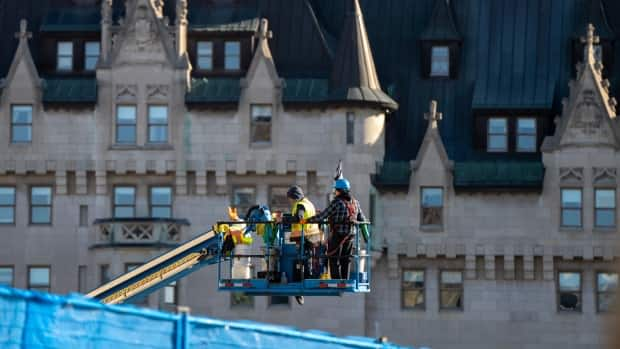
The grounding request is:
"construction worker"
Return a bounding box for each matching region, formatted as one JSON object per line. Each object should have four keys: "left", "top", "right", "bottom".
{"left": 283, "top": 185, "right": 321, "bottom": 306}
{"left": 287, "top": 185, "right": 322, "bottom": 245}
{"left": 304, "top": 178, "right": 367, "bottom": 280}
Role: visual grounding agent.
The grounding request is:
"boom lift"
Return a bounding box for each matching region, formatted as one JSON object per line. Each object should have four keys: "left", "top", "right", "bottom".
{"left": 87, "top": 216, "right": 371, "bottom": 305}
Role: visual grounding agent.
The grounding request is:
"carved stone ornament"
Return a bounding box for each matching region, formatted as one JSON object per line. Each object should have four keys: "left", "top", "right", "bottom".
{"left": 559, "top": 167, "right": 584, "bottom": 183}
{"left": 116, "top": 84, "right": 137, "bottom": 101}
{"left": 146, "top": 84, "right": 168, "bottom": 100}
{"left": 134, "top": 4, "right": 156, "bottom": 50}
{"left": 593, "top": 167, "right": 617, "bottom": 185}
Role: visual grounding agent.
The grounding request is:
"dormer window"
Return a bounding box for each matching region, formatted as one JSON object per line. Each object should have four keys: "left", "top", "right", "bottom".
{"left": 487, "top": 118, "right": 507, "bottom": 152}
{"left": 430, "top": 46, "right": 449, "bottom": 77}
{"left": 225, "top": 41, "right": 240, "bottom": 70}
{"left": 197, "top": 41, "right": 213, "bottom": 70}
{"left": 476, "top": 115, "right": 544, "bottom": 153}
{"left": 516, "top": 118, "right": 537, "bottom": 152}
{"left": 84, "top": 42, "right": 100, "bottom": 71}
{"left": 57, "top": 41, "right": 73, "bottom": 71}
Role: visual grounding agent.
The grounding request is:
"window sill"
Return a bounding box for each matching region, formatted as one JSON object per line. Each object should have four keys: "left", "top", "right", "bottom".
{"left": 420, "top": 225, "right": 443, "bottom": 233}
{"left": 109, "top": 144, "right": 173, "bottom": 151}
{"left": 9, "top": 142, "right": 32, "bottom": 146}
{"left": 250, "top": 142, "right": 272, "bottom": 149}
{"left": 593, "top": 227, "right": 617, "bottom": 233}
{"left": 559, "top": 227, "right": 584, "bottom": 233}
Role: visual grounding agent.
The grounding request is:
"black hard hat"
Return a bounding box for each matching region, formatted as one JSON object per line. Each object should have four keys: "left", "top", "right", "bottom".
{"left": 286, "top": 185, "right": 304, "bottom": 200}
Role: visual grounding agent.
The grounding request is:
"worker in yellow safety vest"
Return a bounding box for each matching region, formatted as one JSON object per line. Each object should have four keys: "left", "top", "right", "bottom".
{"left": 287, "top": 185, "right": 322, "bottom": 244}
{"left": 285, "top": 185, "right": 324, "bottom": 306}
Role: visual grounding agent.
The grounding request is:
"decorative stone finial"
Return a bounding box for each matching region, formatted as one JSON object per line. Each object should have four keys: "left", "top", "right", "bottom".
{"left": 424, "top": 100, "right": 443, "bottom": 129}
{"left": 176, "top": 0, "right": 188, "bottom": 25}
{"left": 15, "top": 19, "right": 32, "bottom": 41}
{"left": 581, "top": 23, "right": 600, "bottom": 64}
{"left": 101, "top": 0, "right": 112, "bottom": 23}
{"left": 256, "top": 19, "right": 273, "bottom": 41}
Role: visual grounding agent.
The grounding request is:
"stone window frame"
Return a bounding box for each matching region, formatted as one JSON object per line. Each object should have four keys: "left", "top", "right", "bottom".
{"left": 113, "top": 185, "right": 136, "bottom": 218}
{"left": 84, "top": 41, "right": 100, "bottom": 71}
{"left": 487, "top": 117, "right": 508, "bottom": 152}
{"left": 125, "top": 263, "right": 148, "bottom": 305}
{"left": 594, "top": 188, "right": 616, "bottom": 229}
{"left": 197, "top": 41, "right": 213, "bottom": 71}
{"left": 77, "top": 265, "right": 87, "bottom": 293}
{"left": 29, "top": 185, "right": 53, "bottom": 225}
{"left": 249, "top": 104, "right": 273, "bottom": 147}
{"left": 401, "top": 269, "right": 426, "bottom": 310}
{"left": 99, "top": 264, "right": 110, "bottom": 285}
{"left": 230, "top": 291, "right": 254, "bottom": 308}
{"left": 560, "top": 188, "right": 583, "bottom": 229}
{"left": 28, "top": 265, "right": 51, "bottom": 292}
{"left": 149, "top": 185, "right": 173, "bottom": 219}
{"left": 10, "top": 104, "right": 33, "bottom": 144}
{"left": 438, "top": 269, "right": 464, "bottom": 311}
{"left": 268, "top": 185, "right": 289, "bottom": 214}
{"left": 420, "top": 186, "right": 444, "bottom": 230}
{"left": 224, "top": 41, "right": 241, "bottom": 71}
{"left": 346, "top": 112, "right": 355, "bottom": 145}
{"left": 595, "top": 270, "right": 618, "bottom": 313}
{"left": 557, "top": 270, "right": 582, "bottom": 313}
{"left": 147, "top": 105, "right": 169, "bottom": 144}
{"left": 56, "top": 41, "right": 73, "bottom": 71}
{"left": 430, "top": 46, "right": 450, "bottom": 77}
{"left": 0, "top": 186, "right": 16, "bottom": 225}
{"left": 516, "top": 117, "right": 537, "bottom": 152}
{"left": 163, "top": 280, "right": 178, "bottom": 305}
{"left": 115, "top": 104, "right": 138, "bottom": 145}
{"left": 0, "top": 265, "right": 14, "bottom": 287}
{"left": 268, "top": 295, "right": 290, "bottom": 307}
{"left": 231, "top": 186, "right": 256, "bottom": 219}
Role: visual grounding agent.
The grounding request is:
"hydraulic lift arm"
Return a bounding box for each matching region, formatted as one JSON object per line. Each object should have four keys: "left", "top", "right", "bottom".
{"left": 86, "top": 230, "right": 221, "bottom": 305}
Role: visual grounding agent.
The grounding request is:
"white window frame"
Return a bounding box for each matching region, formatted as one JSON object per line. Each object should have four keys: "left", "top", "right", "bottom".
{"left": 516, "top": 117, "right": 537, "bottom": 152}
{"left": 430, "top": 46, "right": 449, "bottom": 77}
{"left": 57, "top": 41, "right": 73, "bottom": 71}
{"left": 487, "top": 117, "right": 508, "bottom": 152}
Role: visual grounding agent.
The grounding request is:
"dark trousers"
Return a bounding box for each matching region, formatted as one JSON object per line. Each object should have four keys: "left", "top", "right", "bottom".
{"left": 329, "top": 234, "right": 352, "bottom": 279}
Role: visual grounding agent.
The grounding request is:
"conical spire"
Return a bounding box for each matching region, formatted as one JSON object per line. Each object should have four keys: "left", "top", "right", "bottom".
{"left": 329, "top": 0, "right": 397, "bottom": 111}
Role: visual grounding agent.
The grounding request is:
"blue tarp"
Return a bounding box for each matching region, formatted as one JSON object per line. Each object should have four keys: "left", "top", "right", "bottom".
{"left": 0, "top": 286, "right": 411, "bottom": 349}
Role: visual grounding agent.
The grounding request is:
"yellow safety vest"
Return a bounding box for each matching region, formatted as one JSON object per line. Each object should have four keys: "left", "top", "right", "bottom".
{"left": 290, "top": 197, "right": 321, "bottom": 239}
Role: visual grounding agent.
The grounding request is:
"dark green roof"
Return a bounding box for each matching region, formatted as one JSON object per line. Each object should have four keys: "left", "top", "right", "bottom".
{"left": 419, "top": 0, "right": 461, "bottom": 41}
{"left": 472, "top": 78, "right": 556, "bottom": 110}
{"left": 40, "top": 8, "right": 100, "bottom": 32}
{"left": 186, "top": 78, "right": 240, "bottom": 104}
{"left": 283, "top": 78, "right": 329, "bottom": 103}
{"left": 453, "top": 161, "right": 544, "bottom": 189}
{"left": 189, "top": 3, "right": 259, "bottom": 32}
{"left": 42, "top": 78, "right": 97, "bottom": 104}
{"left": 371, "top": 161, "right": 411, "bottom": 189}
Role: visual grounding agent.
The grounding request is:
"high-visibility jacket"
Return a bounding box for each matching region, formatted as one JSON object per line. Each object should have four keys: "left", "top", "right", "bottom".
{"left": 290, "top": 197, "right": 321, "bottom": 239}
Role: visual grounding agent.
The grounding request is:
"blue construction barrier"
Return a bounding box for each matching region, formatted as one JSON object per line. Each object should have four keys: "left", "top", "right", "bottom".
{"left": 0, "top": 286, "right": 412, "bottom": 349}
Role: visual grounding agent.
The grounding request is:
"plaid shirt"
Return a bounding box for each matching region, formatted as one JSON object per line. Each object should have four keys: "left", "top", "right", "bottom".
{"left": 308, "top": 197, "right": 366, "bottom": 236}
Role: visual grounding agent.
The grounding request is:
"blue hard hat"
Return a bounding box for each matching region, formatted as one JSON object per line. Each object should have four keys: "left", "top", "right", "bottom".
{"left": 334, "top": 178, "right": 351, "bottom": 191}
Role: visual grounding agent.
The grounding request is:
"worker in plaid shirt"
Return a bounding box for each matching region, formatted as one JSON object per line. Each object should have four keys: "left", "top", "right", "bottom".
{"left": 305, "top": 177, "right": 366, "bottom": 279}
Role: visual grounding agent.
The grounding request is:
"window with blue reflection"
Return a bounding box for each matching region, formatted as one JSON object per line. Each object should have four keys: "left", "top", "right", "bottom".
{"left": 561, "top": 189, "right": 582, "bottom": 227}
{"left": 30, "top": 187, "right": 52, "bottom": 224}
{"left": 114, "top": 187, "right": 135, "bottom": 218}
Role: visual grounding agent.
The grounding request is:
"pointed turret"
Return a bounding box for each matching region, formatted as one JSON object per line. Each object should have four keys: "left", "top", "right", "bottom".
{"left": 420, "top": 0, "right": 461, "bottom": 41}
{"left": 329, "top": 0, "right": 397, "bottom": 111}
{"left": 543, "top": 24, "right": 619, "bottom": 151}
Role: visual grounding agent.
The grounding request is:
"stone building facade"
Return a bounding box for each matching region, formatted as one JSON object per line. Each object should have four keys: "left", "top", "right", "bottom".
{"left": 0, "top": 0, "right": 619, "bottom": 348}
